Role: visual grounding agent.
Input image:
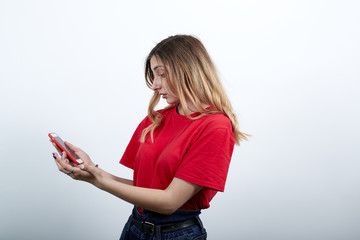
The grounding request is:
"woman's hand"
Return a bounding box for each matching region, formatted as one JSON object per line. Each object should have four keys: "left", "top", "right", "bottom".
{"left": 51, "top": 141, "right": 103, "bottom": 186}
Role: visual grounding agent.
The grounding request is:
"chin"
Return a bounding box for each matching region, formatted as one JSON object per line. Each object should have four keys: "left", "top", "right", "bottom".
{"left": 166, "top": 99, "right": 179, "bottom": 105}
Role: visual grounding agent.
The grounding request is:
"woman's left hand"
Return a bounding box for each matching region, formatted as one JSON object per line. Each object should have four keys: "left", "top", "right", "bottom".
{"left": 52, "top": 142, "right": 103, "bottom": 185}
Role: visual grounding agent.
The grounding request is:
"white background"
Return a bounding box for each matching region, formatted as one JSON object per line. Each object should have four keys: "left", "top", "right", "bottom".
{"left": 1, "top": 0, "right": 359, "bottom": 239}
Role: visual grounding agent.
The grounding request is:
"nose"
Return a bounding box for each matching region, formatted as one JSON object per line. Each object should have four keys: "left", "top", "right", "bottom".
{"left": 151, "top": 76, "right": 162, "bottom": 91}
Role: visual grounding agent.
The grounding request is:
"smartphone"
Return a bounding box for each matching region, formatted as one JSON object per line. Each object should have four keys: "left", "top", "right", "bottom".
{"left": 48, "top": 133, "right": 84, "bottom": 165}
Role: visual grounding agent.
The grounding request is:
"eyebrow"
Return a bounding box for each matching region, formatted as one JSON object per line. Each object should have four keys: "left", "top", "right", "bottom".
{"left": 152, "top": 65, "right": 165, "bottom": 71}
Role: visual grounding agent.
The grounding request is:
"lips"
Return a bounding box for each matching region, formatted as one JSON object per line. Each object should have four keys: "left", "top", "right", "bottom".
{"left": 160, "top": 93, "right": 167, "bottom": 99}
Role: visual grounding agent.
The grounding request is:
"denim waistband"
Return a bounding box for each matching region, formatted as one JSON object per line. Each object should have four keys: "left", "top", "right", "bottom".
{"left": 132, "top": 206, "right": 201, "bottom": 225}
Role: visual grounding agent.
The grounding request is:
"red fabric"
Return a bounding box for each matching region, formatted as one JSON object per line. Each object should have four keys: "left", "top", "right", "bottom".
{"left": 120, "top": 106, "right": 235, "bottom": 211}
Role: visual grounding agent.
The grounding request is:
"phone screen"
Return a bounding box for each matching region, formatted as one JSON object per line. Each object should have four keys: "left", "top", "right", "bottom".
{"left": 52, "top": 135, "right": 80, "bottom": 160}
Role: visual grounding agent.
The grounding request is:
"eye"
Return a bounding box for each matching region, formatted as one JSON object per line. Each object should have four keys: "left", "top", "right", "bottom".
{"left": 159, "top": 73, "right": 166, "bottom": 78}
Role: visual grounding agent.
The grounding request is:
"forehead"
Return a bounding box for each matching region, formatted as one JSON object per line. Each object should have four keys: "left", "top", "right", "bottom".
{"left": 150, "top": 56, "right": 165, "bottom": 71}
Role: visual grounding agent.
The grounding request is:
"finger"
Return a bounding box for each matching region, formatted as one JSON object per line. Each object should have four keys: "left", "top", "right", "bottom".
{"left": 51, "top": 142, "right": 63, "bottom": 155}
{"left": 60, "top": 152, "right": 73, "bottom": 166}
{"left": 54, "top": 157, "right": 70, "bottom": 175}
{"left": 53, "top": 152, "right": 74, "bottom": 175}
{"left": 79, "top": 162, "right": 98, "bottom": 173}
{"left": 68, "top": 165, "right": 92, "bottom": 180}
{"left": 69, "top": 161, "right": 77, "bottom": 167}
{"left": 53, "top": 153, "right": 63, "bottom": 169}
{"left": 65, "top": 142, "right": 79, "bottom": 151}
{"left": 64, "top": 142, "right": 90, "bottom": 164}
{"left": 64, "top": 142, "right": 84, "bottom": 158}
{"left": 61, "top": 151, "right": 67, "bottom": 161}
{"left": 53, "top": 152, "right": 67, "bottom": 170}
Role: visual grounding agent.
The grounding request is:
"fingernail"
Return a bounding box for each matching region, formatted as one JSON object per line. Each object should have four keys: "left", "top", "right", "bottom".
{"left": 61, "top": 152, "right": 63, "bottom": 156}
{"left": 80, "top": 165, "right": 84, "bottom": 170}
{"left": 52, "top": 153, "right": 56, "bottom": 159}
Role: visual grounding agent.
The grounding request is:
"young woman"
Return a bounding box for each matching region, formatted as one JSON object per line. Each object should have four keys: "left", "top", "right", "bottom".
{"left": 51, "top": 35, "right": 247, "bottom": 240}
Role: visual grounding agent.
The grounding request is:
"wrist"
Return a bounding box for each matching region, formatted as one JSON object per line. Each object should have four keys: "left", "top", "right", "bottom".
{"left": 92, "top": 167, "right": 106, "bottom": 189}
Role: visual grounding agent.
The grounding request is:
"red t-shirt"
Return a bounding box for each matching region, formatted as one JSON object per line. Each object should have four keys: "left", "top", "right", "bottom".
{"left": 120, "top": 106, "right": 235, "bottom": 211}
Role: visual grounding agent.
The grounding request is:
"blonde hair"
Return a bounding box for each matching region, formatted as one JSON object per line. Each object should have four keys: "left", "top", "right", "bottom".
{"left": 140, "top": 35, "right": 248, "bottom": 144}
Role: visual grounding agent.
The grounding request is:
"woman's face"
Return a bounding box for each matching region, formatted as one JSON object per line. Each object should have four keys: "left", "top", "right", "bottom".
{"left": 150, "top": 56, "right": 180, "bottom": 105}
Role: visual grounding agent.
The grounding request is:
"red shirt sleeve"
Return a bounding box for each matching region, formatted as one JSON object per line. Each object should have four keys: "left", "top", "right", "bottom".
{"left": 175, "top": 120, "right": 235, "bottom": 192}
{"left": 120, "top": 117, "right": 149, "bottom": 170}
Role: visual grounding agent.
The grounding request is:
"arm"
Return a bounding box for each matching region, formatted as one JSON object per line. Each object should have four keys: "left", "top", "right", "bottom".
{"left": 97, "top": 175, "right": 202, "bottom": 215}
{"left": 53, "top": 142, "right": 202, "bottom": 215}
{"left": 102, "top": 171, "right": 133, "bottom": 186}
{"left": 51, "top": 140, "right": 133, "bottom": 186}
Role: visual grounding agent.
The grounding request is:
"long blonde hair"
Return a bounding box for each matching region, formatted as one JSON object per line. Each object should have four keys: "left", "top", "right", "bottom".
{"left": 140, "top": 35, "right": 247, "bottom": 144}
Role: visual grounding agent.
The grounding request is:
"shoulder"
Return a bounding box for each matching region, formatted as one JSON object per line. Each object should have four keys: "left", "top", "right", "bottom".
{"left": 198, "top": 112, "right": 232, "bottom": 130}
{"left": 138, "top": 106, "right": 174, "bottom": 127}
{"left": 157, "top": 106, "right": 175, "bottom": 116}
{"left": 189, "top": 113, "right": 234, "bottom": 142}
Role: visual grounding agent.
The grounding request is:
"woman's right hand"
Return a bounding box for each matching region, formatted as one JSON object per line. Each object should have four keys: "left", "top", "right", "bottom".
{"left": 51, "top": 141, "right": 103, "bottom": 186}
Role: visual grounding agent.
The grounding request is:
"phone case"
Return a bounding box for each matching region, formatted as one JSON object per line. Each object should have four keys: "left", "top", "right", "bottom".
{"left": 48, "top": 133, "right": 84, "bottom": 165}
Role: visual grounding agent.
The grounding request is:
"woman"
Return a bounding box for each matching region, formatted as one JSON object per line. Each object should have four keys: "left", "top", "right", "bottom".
{"left": 51, "top": 35, "right": 247, "bottom": 240}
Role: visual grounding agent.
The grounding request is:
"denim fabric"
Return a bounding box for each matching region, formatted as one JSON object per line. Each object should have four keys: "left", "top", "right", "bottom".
{"left": 119, "top": 206, "right": 207, "bottom": 240}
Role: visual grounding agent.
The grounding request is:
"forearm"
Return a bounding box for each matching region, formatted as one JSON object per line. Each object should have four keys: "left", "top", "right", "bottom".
{"left": 102, "top": 170, "right": 133, "bottom": 186}
{"left": 96, "top": 176, "right": 173, "bottom": 215}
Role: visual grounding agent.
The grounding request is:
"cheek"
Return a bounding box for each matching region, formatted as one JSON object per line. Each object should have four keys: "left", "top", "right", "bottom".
{"left": 161, "top": 80, "right": 170, "bottom": 90}
{"left": 163, "top": 81, "right": 177, "bottom": 96}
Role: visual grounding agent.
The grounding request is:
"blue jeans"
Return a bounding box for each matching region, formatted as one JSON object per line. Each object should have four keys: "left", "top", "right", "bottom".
{"left": 119, "top": 206, "right": 207, "bottom": 240}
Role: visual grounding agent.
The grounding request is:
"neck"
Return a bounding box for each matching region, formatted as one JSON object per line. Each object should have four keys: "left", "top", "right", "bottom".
{"left": 177, "top": 103, "right": 209, "bottom": 115}
{"left": 177, "top": 104, "right": 190, "bottom": 115}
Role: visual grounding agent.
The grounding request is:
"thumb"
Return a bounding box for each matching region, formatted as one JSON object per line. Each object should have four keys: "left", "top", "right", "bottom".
{"left": 65, "top": 141, "right": 79, "bottom": 151}
{"left": 80, "top": 163, "right": 98, "bottom": 172}
{"left": 80, "top": 164, "right": 86, "bottom": 170}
